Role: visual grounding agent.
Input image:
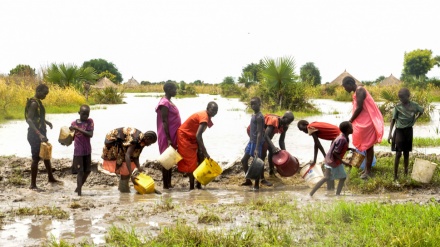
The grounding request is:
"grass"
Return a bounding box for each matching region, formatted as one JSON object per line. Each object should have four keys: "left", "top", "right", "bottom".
{"left": 379, "top": 137, "right": 440, "bottom": 147}
{"left": 12, "top": 206, "right": 69, "bottom": 219}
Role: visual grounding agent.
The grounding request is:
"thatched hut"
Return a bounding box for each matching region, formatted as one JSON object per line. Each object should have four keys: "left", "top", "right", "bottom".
{"left": 124, "top": 76, "right": 140, "bottom": 87}
{"left": 379, "top": 74, "right": 402, "bottom": 86}
{"left": 328, "top": 70, "right": 362, "bottom": 86}
{"left": 91, "top": 77, "right": 117, "bottom": 89}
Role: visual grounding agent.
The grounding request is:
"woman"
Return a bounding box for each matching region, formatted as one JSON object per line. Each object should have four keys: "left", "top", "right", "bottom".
{"left": 156, "top": 82, "right": 181, "bottom": 189}
{"left": 102, "top": 127, "right": 157, "bottom": 192}
{"left": 342, "top": 76, "right": 384, "bottom": 179}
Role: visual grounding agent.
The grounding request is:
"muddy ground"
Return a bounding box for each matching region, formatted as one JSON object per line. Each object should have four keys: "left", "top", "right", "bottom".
{"left": 0, "top": 153, "right": 439, "bottom": 246}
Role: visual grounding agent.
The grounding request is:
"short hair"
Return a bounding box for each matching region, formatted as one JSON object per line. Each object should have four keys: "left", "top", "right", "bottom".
{"left": 342, "top": 76, "right": 356, "bottom": 86}
{"left": 207, "top": 101, "right": 218, "bottom": 110}
{"left": 339, "top": 121, "right": 352, "bottom": 133}
{"left": 163, "top": 82, "right": 176, "bottom": 92}
{"left": 80, "top": 104, "right": 90, "bottom": 111}
{"left": 36, "top": 84, "right": 49, "bottom": 92}
{"left": 250, "top": 97, "right": 261, "bottom": 104}
{"left": 143, "top": 131, "right": 157, "bottom": 143}
{"left": 398, "top": 88, "right": 410, "bottom": 97}
{"left": 284, "top": 111, "right": 294, "bottom": 122}
{"left": 297, "top": 120, "right": 309, "bottom": 128}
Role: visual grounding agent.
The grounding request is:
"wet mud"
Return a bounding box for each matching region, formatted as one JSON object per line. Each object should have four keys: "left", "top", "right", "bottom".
{"left": 0, "top": 154, "right": 439, "bottom": 246}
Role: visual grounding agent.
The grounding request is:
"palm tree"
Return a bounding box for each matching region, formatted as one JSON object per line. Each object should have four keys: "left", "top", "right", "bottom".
{"left": 261, "top": 56, "right": 296, "bottom": 109}
{"left": 44, "top": 63, "right": 98, "bottom": 89}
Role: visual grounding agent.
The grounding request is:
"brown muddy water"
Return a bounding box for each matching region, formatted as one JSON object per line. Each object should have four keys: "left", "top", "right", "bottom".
{"left": 0, "top": 94, "right": 439, "bottom": 246}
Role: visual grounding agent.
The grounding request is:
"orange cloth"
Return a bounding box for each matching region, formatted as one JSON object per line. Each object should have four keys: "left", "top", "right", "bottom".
{"left": 307, "top": 122, "right": 341, "bottom": 141}
{"left": 102, "top": 160, "right": 136, "bottom": 176}
{"left": 177, "top": 110, "right": 213, "bottom": 173}
{"left": 352, "top": 87, "right": 384, "bottom": 151}
{"left": 264, "top": 114, "right": 284, "bottom": 134}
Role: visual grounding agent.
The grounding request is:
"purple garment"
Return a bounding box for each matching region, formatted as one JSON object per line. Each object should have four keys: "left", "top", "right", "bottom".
{"left": 156, "top": 97, "right": 181, "bottom": 154}
{"left": 71, "top": 118, "right": 94, "bottom": 156}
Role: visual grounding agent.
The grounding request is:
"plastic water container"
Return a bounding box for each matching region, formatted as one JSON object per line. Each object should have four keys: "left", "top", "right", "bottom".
{"left": 193, "top": 158, "right": 223, "bottom": 185}
{"left": 157, "top": 146, "right": 182, "bottom": 170}
{"left": 272, "top": 150, "right": 299, "bottom": 177}
{"left": 133, "top": 171, "right": 155, "bottom": 194}
{"left": 245, "top": 157, "right": 264, "bottom": 180}
{"left": 58, "top": 126, "right": 74, "bottom": 146}
{"left": 300, "top": 163, "right": 324, "bottom": 188}
{"left": 39, "top": 142, "right": 52, "bottom": 160}
{"left": 411, "top": 158, "right": 438, "bottom": 183}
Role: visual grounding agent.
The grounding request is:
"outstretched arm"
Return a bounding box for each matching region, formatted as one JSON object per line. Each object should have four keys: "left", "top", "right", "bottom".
{"left": 388, "top": 119, "right": 395, "bottom": 144}
{"left": 278, "top": 127, "right": 287, "bottom": 150}
{"left": 312, "top": 133, "right": 325, "bottom": 164}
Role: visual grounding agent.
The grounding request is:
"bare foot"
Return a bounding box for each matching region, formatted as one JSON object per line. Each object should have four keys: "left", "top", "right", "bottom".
{"left": 261, "top": 180, "right": 273, "bottom": 187}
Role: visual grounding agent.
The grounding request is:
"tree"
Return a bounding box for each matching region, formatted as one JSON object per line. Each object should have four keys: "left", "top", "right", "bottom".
{"left": 222, "top": 76, "right": 235, "bottom": 85}
{"left": 403, "top": 49, "right": 436, "bottom": 79}
{"left": 193, "top": 80, "right": 203, "bottom": 85}
{"left": 44, "top": 63, "right": 98, "bottom": 89}
{"left": 9, "top": 64, "right": 36, "bottom": 77}
{"left": 82, "top": 58, "right": 123, "bottom": 84}
{"left": 98, "top": 70, "right": 117, "bottom": 82}
{"left": 299, "top": 62, "right": 321, "bottom": 86}
{"left": 261, "top": 56, "right": 297, "bottom": 108}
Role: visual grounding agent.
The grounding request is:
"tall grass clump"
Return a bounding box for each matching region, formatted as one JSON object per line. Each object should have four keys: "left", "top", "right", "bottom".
{"left": 0, "top": 79, "right": 86, "bottom": 122}
{"left": 91, "top": 87, "right": 124, "bottom": 104}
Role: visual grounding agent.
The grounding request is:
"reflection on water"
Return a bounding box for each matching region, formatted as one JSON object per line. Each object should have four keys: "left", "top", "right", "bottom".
{"left": 1, "top": 94, "right": 438, "bottom": 165}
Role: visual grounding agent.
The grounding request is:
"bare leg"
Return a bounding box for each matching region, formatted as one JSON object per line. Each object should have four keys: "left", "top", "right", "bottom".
{"left": 241, "top": 153, "right": 252, "bottom": 186}
{"left": 189, "top": 173, "right": 195, "bottom": 190}
{"left": 310, "top": 168, "right": 331, "bottom": 196}
{"left": 43, "top": 159, "right": 58, "bottom": 183}
{"left": 394, "top": 151, "right": 402, "bottom": 181}
{"left": 361, "top": 146, "right": 374, "bottom": 179}
{"left": 336, "top": 178, "right": 346, "bottom": 195}
{"left": 403, "top": 151, "right": 410, "bottom": 176}
{"left": 30, "top": 159, "right": 39, "bottom": 190}
{"left": 162, "top": 167, "right": 170, "bottom": 189}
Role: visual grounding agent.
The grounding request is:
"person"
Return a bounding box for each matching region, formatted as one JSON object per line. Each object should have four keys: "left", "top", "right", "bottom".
{"left": 25, "top": 84, "right": 60, "bottom": 191}
{"left": 101, "top": 127, "right": 157, "bottom": 192}
{"left": 387, "top": 88, "right": 424, "bottom": 181}
{"left": 69, "top": 105, "right": 94, "bottom": 196}
{"left": 262, "top": 111, "right": 295, "bottom": 177}
{"left": 342, "top": 76, "right": 384, "bottom": 179}
{"left": 240, "top": 97, "right": 267, "bottom": 190}
{"left": 177, "top": 101, "right": 218, "bottom": 190}
{"left": 309, "top": 121, "right": 353, "bottom": 196}
{"left": 156, "top": 82, "right": 181, "bottom": 189}
{"left": 297, "top": 120, "right": 341, "bottom": 190}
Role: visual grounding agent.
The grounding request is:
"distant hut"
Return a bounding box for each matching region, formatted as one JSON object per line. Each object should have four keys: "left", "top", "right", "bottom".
{"left": 124, "top": 76, "right": 140, "bottom": 87}
{"left": 328, "top": 70, "right": 362, "bottom": 86}
{"left": 379, "top": 74, "right": 402, "bottom": 87}
{"left": 92, "top": 77, "right": 117, "bottom": 89}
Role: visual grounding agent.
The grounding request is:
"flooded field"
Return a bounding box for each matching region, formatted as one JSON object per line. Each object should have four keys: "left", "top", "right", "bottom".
{"left": 0, "top": 94, "right": 439, "bottom": 246}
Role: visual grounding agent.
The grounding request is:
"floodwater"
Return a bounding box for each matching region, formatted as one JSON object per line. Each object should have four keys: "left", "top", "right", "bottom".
{"left": 0, "top": 94, "right": 439, "bottom": 246}
{"left": 0, "top": 94, "right": 439, "bottom": 164}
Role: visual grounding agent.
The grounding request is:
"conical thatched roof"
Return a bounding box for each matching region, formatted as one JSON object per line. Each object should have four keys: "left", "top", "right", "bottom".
{"left": 379, "top": 74, "right": 401, "bottom": 86}
{"left": 124, "top": 76, "right": 140, "bottom": 87}
{"left": 328, "top": 70, "right": 362, "bottom": 86}
{"left": 92, "top": 77, "right": 117, "bottom": 89}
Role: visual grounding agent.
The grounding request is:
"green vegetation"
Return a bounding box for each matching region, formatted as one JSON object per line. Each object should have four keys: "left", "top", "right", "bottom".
{"left": 379, "top": 137, "right": 440, "bottom": 147}
{"left": 91, "top": 87, "right": 124, "bottom": 104}
{"left": 12, "top": 206, "right": 69, "bottom": 219}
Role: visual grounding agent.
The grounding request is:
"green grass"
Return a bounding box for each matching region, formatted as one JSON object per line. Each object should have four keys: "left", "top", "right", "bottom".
{"left": 12, "top": 206, "right": 69, "bottom": 219}
{"left": 379, "top": 137, "right": 440, "bottom": 147}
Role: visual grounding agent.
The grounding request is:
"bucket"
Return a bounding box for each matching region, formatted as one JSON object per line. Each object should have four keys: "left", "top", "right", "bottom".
{"left": 300, "top": 163, "right": 324, "bottom": 188}
{"left": 39, "top": 142, "right": 52, "bottom": 160}
{"left": 133, "top": 172, "right": 155, "bottom": 194}
{"left": 245, "top": 157, "right": 264, "bottom": 180}
{"left": 157, "top": 146, "right": 182, "bottom": 170}
{"left": 58, "top": 126, "right": 74, "bottom": 146}
{"left": 348, "top": 151, "right": 365, "bottom": 168}
{"left": 411, "top": 158, "right": 438, "bottom": 183}
{"left": 193, "top": 158, "right": 223, "bottom": 185}
{"left": 272, "top": 150, "right": 299, "bottom": 177}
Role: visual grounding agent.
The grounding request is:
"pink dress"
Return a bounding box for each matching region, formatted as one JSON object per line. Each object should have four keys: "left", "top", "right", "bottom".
{"left": 352, "top": 87, "right": 384, "bottom": 151}
{"left": 156, "top": 97, "right": 181, "bottom": 154}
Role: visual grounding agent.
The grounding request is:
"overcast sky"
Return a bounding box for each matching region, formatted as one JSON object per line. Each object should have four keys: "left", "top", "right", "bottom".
{"left": 1, "top": 0, "right": 439, "bottom": 84}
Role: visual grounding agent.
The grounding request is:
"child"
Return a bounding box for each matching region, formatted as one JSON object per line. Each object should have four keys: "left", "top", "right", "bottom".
{"left": 388, "top": 88, "right": 424, "bottom": 181}
{"left": 240, "top": 97, "right": 271, "bottom": 190}
{"left": 309, "top": 121, "right": 353, "bottom": 196}
{"left": 70, "top": 105, "right": 94, "bottom": 196}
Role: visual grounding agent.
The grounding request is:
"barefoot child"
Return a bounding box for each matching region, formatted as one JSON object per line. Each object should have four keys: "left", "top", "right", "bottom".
{"left": 387, "top": 88, "right": 424, "bottom": 181}
{"left": 70, "top": 105, "right": 94, "bottom": 196}
{"left": 309, "top": 121, "right": 353, "bottom": 196}
{"left": 240, "top": 97, "right": 268, "bottom": 190}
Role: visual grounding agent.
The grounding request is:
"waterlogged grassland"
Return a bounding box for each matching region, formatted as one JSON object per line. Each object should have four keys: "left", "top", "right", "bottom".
{"left": 46, "top": 196, "right": 440, "bottom": 246}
